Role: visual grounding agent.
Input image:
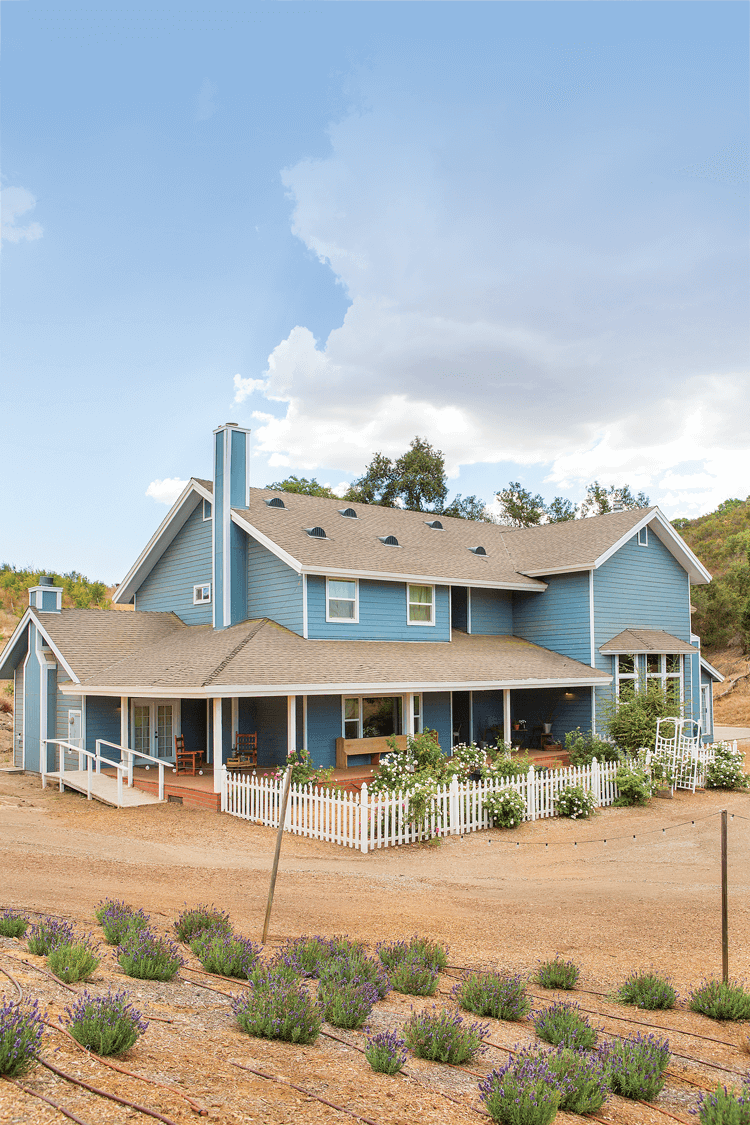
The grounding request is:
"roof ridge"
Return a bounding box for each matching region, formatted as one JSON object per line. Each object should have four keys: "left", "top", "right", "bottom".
{"left": 202, "top": 619, "right": 268, "bottom": 686}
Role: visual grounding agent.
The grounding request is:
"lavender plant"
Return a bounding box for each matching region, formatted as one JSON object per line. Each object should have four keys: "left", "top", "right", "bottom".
{"left": 694, "top": 1080, "right": 750, "bottom": 1124}
{"left": 536, "top": 1045, "right": 610, "bottom": 1114}
{"left": 618, "top": 971, "right": 677, "bottom": 1010}
{"left": 479, "top": 1051, "right": 564, "bottom": 1125}
{"left": 403, "top": 1006, "right": 489, "bottom": 1064}
{"left": 0, "top": 910, "right": 28, "bottom": 938}
{"left": 318, "top": 953, "right": 391, "bottom": 999}
{"left": 65, "top": 990, "right": 148, "bottom": 1056}
{"left": 318, "top": 977, "right": 379, "bottom": 1029}
{"left": 364, "top": 1030, "right": 407, "bottom": 1075}
{"left": 99, "top": 903, "right": 150, "bottom": 946}
{"left": 232, "top": 977, "right": 322, "bottom": 1044}
{"left": 190, "top": 931, "right": 261, "bottom": 978}
{"left": 282, "top": 935, "right": 334, "bottom": 977}
{"left": 533, "top": 1001, "right": 597, "bottom": 1049}
{"left": 690, "top": 980, "right": 750, "bottom": 1021}
{"left": 389, "top": 956, "right": 439, "bottom": 996}
{"left": 174, "top": 904, "right": 231, "bottom": 943}
{"left": 27, "top": 917, "right": 74, "bottom": 955}
{"left": 48, "top": 940, "right": 100, "bottom": 984}
{"left": 377, "top": 936, "right": 448, "bottom": 971}
{"left": 117, "top": 929, "right": 183, "bottom": 981}
{"left": 453, "top": 971, "right": 531, "bottom": 1021}
{"left": 600, "top": 1032, "right": 671, "bottom": 1100}
{"left": 536, "top": 958, "right": 580, "bottom": 990}
{"left": 0, "top": 1000, "right": 43, "bottom": 1077}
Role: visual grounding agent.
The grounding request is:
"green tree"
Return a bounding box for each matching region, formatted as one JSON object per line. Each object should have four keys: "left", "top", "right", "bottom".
{"left": 579, "top": 481, "right": 650, "bottom": 517}
{"left": 346, "top": 437, "right": 448, "bottom": 513}
{"left": 442, "top": 494, "right": 495, "bottom": 522}
{"left": 494, "top": 482, "right": 546, "bottom": 527}
{"left": 545, "top": 497, "right": 577, "bottom": 523}
{"left": 266, "top": 476, "right": 336, "bottom": 498}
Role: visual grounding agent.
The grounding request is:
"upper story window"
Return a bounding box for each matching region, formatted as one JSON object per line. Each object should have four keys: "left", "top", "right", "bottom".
{"left": 616, "top": 653, "right": 637, "bottom": 700}
{"left": 637, "top": 527, "right": 648, "bottom": 546}
{"left": 327, "top": 578, "right": 358, "bottom": 622}
{"left": 647, "top": 653, "right": 682, "bottom": 706}
{"left": 408, "top": 584, "right": 434, "bottom": 625}
{"left": 202, "top": 499, "right": 212, "bottom": 520}
{"left": 193, "top": 583, "right": 211, "bottom": 605}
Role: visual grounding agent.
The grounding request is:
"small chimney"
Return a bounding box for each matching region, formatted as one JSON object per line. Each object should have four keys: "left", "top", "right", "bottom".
{"left": 29, "top": 577, "right": 63, "bottom": 612}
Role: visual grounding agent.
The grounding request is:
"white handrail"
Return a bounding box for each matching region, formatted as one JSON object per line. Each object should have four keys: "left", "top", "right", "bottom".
{"left": 96, "top": 739, "right": 166, "bottom": 802}
{"left": 43, "top": 739, "right": 125, "bottom": 805}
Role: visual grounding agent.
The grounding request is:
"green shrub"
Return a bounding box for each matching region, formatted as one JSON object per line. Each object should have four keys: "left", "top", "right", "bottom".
{"left": 65, "top": 990, "right": 147, "bottom": 1056}
{"left": 318, "top": 953, "right": 390, "bottom": 999}
{"left": 453, "top": 971, "right": 531, "bottom": 1021}
{"left": 533, "top": 1001, "right": 597, "bottom": 1049}
{"left": 484, "top": 750, "right": 531, "bottom": 779}
{"left": 282, "top": 935, "right": 332, "bottom": 977}
{"left": 555, "top": 783, "right": 596, "bottom": 819}
{"left": 536, "top": 958, "right": 580, "bottom": 990}
{"left": 618, "top": 971, "right": 677, "bottom": 1010}
{"left": 705, "top": 743, "right": 748, "bottom": 791}
{"left": 614, "top": 758, "right": 655, "bottom": 806}
{"left": 0, "top": 911, "right": 28, "bottom": 938}
{"left": 546, "top": 1045, "right": 610, "bottom": 1113}
{"left": 174, "top": 904, "right": 230, "bottom": 943}
{"left": 564, "top": 728, "right": 620, "bottom": 765}
{"left": 377, "top": 936, "right": 448, "bottom": 971}
{"left": 403, "top": 1006, "right": 489, "bottom": 1064}
{"left": 0, "top": 1000, "right": 43, "bottom": 1077}
{"left": 318, "top": 978, "right": 378, "bottom": 1029}
{"left": 690, "top": 980, "right": 750, "bottom": 1021}
{"left": 483, "top": 787, "right": 526, "bottom": 828}
{"left": 190, "top": 931, "right": 261, "bottom": 978}
{"left": 389, "top": 957, "right": 439, "bottom": 996}
{"left": 117, "top": 930, "right": 183, "bottom": 981}
{"left": 232, "top": 977, "right": 321, "bottom": 1044}
{"left": 600, "top": 1033, "right": 670, "bottom": 1101}
{"left": 48, "top": 941, "right": 100, "bottom": 984}
{"left": 99, "top": 903, "right": 150, "bottom": 946}
{"left": 602, "top": 682, "right": 675, "bottom": 755}
{"left": 695, "top": 1080, "right": 750, "bottom": 1124}
{"left": 480, "top": 1052, "right": 563, "bottom": 1125}
{"left": 27, "top": 917, "right": 74, "bottom": 955}
{"left": 364, "top": 1031, "right": 407, "bottom": 1075}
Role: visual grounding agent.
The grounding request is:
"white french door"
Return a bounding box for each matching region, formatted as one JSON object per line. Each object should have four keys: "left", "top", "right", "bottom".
{"left": 132, "top": 700, "right": 180, "bottom": 760}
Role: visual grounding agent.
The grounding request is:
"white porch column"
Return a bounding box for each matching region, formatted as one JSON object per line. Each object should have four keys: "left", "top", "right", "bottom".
{"left": 406, "top": 694, "right": 415, "bottom": 738}
{"left": 287, "top": 695, "right": 296, "bottom": 760}
{"left": 213, "top": 698, "right": 223, "bottom": 793}
{"left": 302, "top": 695, "right": 308, "bottom": 749}
{"left": 120, "top": 697, "right": 128, "bottom": 748}
{"left": 503, "top": 689, "right": 511, "bottom": 746}
{"left": 231, "top": 697, "right": 239, "bottom": 745}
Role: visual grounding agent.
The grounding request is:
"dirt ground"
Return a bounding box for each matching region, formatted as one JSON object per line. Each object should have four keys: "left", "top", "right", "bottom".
{"left": 711, "top": 645, "right": 750, "bottom": 728}
{"left": 1, "top": 761, "right": 749, "bottom": 1125}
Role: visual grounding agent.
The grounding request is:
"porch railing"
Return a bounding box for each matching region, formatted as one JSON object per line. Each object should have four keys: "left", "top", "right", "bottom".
{"left": 96, "top": 739, "right": 166, "bottom": 802}
{"left": 42, "top": 739, "right": 125, "bottom": 806}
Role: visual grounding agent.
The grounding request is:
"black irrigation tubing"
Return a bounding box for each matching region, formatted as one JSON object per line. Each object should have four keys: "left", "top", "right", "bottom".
{"left": 18, "top": 957, "right": 77, "bottom": 993}
{"left": 180, "top": 964, "right": 252, "bottom": 989}
{"left": 36, "top": 1057, "right": 181, "bottom": 1125}
{"left": 463, "top": 809, "right": 744, "bottom": 848}
{"left": 0, "top": 963, "right": 24, "bottom": 1002}
{"left": 3, "top": 1076, "right": 92, "bottom": 1125}
{"left": 44, "top": 1020, "right": 209, "bottom": 1117}
{"left": 177, "top": 973, "right": 234, "bottom": 998}
{"left": 231, "top": 1060, "right": 384, "bottom": 1125}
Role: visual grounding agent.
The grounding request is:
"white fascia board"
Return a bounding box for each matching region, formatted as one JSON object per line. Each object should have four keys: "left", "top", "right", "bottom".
{"left": 700, "top": 657, "right": 724, "bottom": 683}
{"left": 27, "top": 611, "right": 80, "bottom": 683}
{"left": 230, "top": 511, "right": 303, "bottom": 573}
{"left": 113, "top": 481, "right": 208, "bottom": 605}
{"left": 61, "top": 673, "right": 612, "bottom": 699}
{"left": 521, "top": 562, "right": 598, "bottom": 578}
{"left": 0, "top": 609, "right": 34, "bottom": 679}
{"left": 594, "top": 509, "right": 712, "bottom": 584}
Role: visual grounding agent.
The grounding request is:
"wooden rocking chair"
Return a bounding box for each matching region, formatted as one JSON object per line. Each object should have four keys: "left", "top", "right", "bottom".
{"left": 174, "top": 734, "right": 204, "bottom": 776}
{"left": 227, "top": 732, "right": 258, "bottom": 772}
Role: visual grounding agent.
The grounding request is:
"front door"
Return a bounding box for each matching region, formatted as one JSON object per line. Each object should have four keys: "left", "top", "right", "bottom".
{"left": 68, "top": 710, "right": 83, "bottom": 749}
{"left": 132, "top": 700, "right": 179, "bottom": 761}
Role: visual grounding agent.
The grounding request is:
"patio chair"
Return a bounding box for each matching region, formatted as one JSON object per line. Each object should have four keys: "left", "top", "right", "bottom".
{"left": 227, "top": 732, "right": 258, "bottom": 772}
{"left": 174, "top": 734, "right": 204, "bottom": 776}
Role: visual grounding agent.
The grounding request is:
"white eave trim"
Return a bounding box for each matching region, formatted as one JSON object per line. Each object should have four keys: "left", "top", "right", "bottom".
{"left": 230, "top": 511, "right": 546, "bottom": 592}
{"left": 113, "top": 479, "right": 212, "bottom": 605}
{"left": 0, "top": 608, "right": 34, "bottom": 679}
{"left": 3, "top": 609, "right": 81, "bottom": 683}
{"left": 594, "top": 509, "right": 712, "bottom": 584}
{"left": 700, "top": 656, "right": 724, "bottom": 683}
{"left": 60, "top": 672, "right": 612, "bottom": 699}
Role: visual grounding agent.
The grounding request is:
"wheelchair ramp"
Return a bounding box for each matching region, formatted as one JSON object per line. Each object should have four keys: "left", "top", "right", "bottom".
{"left": 45, "top": 771, "right": 163, "bottom": 808}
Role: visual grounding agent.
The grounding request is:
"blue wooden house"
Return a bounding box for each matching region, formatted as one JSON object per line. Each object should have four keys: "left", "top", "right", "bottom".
{"left": 1, "top": 423, "right": 723, "bottom": 795}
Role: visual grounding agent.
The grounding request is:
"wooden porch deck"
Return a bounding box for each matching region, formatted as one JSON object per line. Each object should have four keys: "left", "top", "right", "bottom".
{"left": 47, "top": 770, "right": 163, "bottom": 808}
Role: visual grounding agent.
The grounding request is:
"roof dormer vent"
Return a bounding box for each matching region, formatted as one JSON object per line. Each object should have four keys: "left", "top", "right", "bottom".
{"left": 265, "top": 496, "right": 286, "bottom": 508}
{"left": 426, "top": 519, "right": 443, "bottom": 530}
{"left": 469, "top": 545, "right": 487, "bottom": 556}
{"left": 378, "top": 535, "right": 399, "bottom": 546}
{"left": 305, "top": 526, "right": 327, "bottom": 538}
{"left": 338, "top": 508, "right": 358, "bottom": 519}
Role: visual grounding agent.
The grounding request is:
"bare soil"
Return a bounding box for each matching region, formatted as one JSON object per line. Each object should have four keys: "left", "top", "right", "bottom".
{"left": 1, "top": 762, "right": 749, "bottom": 1125}
{"left": 710, "top": 645, "right": 750, "bottom": 728}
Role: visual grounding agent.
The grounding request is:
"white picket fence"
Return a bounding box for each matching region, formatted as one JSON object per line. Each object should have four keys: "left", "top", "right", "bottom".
{"left": 221, "top": 757, "right": 624, "bottom": 854}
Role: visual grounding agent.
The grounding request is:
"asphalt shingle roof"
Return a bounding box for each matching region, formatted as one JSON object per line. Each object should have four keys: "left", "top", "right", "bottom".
{"left": 599, "top": 629, "right": 697, "bottom": 655}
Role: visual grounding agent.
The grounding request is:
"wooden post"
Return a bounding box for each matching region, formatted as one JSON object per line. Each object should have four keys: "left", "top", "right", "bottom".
{"left": 721, "top": 809, "right": 728, "bottom": 983}
{"left": 262, "top": 767, "right": 292, "bottom": 944}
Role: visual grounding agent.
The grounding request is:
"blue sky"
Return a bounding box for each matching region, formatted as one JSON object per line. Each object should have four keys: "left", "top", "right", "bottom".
{"left": 2, "top": 1, "right": 748, "bottom": 584}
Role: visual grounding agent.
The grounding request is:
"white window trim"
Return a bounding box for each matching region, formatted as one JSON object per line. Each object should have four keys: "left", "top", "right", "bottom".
{"left": 130, "top": 698, "right": 181, "bottom": 761}
{"left": 341, "top": 695, "right": 405, "bottom": 739}
{"left": 637, "top": 527, "right": 648, "bottom": 546}
{"left": 326, "top": 577, "right": 359, "bottom": 623}
{"left": 615, "top": 654, "right": 637, "bottom": 699}
{"left": 193, "top": 583, "right": 212, "bottom": 605}
{"left": 202, "top": 499, "right": 212, "bottom": 521}
{"left": 407, "top": 583, "right": 435, "bottom": 627}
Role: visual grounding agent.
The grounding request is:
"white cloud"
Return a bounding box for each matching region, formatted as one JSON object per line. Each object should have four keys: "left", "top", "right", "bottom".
{"left": 146, "top": 478, "right": 189, "bottom": 505}
{"left": 233, "top": 373, "right": 268, "bottom": 401}
{"left": 196, "top": 79, "right": 217, "bottom": 122}
{"left": 1, "top": 186, "right": 43, "bottom": 243}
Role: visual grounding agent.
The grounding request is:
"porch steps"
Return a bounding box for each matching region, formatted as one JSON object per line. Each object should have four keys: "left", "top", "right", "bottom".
{"left": 46, "top": 771, "right": 163, "bottom": 808}
{"left": 130, "top": 777, "right": 221, "bottom": 811}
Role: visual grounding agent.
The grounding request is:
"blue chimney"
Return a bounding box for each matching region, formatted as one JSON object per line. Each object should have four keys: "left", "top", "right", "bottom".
{"left": 29, "top": 576, "right": 63, "bottom": 612}
{"left": 213, "top": 423, "right": 251, "bottom": 628}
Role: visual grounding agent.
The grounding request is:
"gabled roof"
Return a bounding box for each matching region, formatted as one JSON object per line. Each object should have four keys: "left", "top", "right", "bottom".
{"left": 32, "top": 608, "right": 611, "bottom": 697}
{"left": 700, "top": 657, "right": 724, "bottom": 683}
{"left": 599, "top": 629, "right": 697, "bottom": 656}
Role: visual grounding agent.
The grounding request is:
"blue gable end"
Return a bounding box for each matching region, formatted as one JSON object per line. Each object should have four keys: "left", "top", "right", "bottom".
{"left": 246, "top": 538, "right": 304, "bottom": 635}
{"left": 469, "top": 588, "right": 513, "bottom": 635}
{"left": 513, "top": 572, "right": 591, "bottom": 665}
{"left": 136, "top": 503, "right": 212, "bottom": 624}
{"left": 306, "top": 577, "right": 450, "bottom": 641}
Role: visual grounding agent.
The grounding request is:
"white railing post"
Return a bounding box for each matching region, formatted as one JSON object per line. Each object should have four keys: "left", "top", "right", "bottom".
{"left": 87, "top": 753, "right": 92, "bottom": 800}
{"left": 283, "top": 771, "right": 293, "bottom": 831}
{"left": 95, "top": 739, "right": 102, "bottom": 774}
{"left": 591, "top": 756, "right": 601, "bottom": 807}
{"left": 158, "top": 761, "right": 164, "bottom": 802}
{"left": 359, "top": 783, "right": 369, "bottom": 854}
{"left": 127, "top": 749, "right": 134, "bottom": 787}
{"left": 220, "top": 765, "right": 228, "bottom": 812}
{"left": 58, "top": 741, "right": 65, "bottom": 792}
{"left": 449, "top": 776, "right": 459, "bottom": 835}
{"left": 117, "top": 767, "right": 123, "bottom": 807}
{"left": 527, "top": 764, "right": 536, "bottom": 822}
{"left": 41, "top": 740, "right": 47, "bottom": 789}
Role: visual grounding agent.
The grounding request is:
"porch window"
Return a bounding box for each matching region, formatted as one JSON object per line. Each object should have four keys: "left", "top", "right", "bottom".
{"left": 616, "top": 654, "right": 637, "bottom": 700}
{"left": 343, "top": 696, "right": 403, "bottom": 739}
{"left": 193, "top": 583, "right": 211, "bottom": 604}
{"left": 412, "top": 694, "right": 422, "bottom": 735}
{"left": 647, "top": 653, "right": 683, "bottom": 707}
{"left": 327, "top": 578, "right": 358, "bottom": 622}
{"left": 408, "top": 584, "right": 434, "bottom": 625}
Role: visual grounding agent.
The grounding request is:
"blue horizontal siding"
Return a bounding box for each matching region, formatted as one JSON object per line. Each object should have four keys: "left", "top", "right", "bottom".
{"left": 247, "top": 539, "right": 304, "bottom": 635}
{"left": 469, "top": 588, "right": 513, "bottom": 635}
{"left": 513, "top": 572, "right": 591, "bottom": 664}
{"left": 307, "top": 577, "right": 450, "bottom": 641}
{"left": 238, "top": 695, "right": 288, "bottom": 768}
{"left": 306, "top": 694, "right": 341, "bottom": 769}
{"left": 137, "top": 502, "right": 212, "bottom": 625}
{"left": 56, "top": 674, "right": 82, "bottom": 753}
{"left": 471, "top": 690, "right": 504, "bottom": 743}
{"left": 85, "top": 697, "right": 122, "bottom": 759}
{"left": 423, "top": 691, "right": 451, "bottom": 754}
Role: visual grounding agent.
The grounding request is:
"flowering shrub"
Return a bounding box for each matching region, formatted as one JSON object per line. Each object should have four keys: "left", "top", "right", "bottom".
{"left": 453, "top": 971, "right": 530, "bottom": 1021}
{"left": 248, "top": 959, "right": 300, "bottom": 985}
{"left": 190, "top": 931, "right": 261, "bottom": 978}
{"left": 174, "top": 905, "right": 231, "bottom": 943}
{"left": 364, "top": 1030, "right": 407, "bottom": 1075}
{"left": 536, "top": 958, "right": 579, "bottom": 990}
{"left": 705, "top": 743, "right": 748, "bottom": 791}
{"left": 99, "top": 902, "right": 150, "bottom": 946}
{"left": 27, "top": 917, "right": 74, "bottom": 955}
{"left": 533, "top": 1002, "right": 597, "bottom": 1049}
{"left": 555, "top": 783, "right": 597, "bottom": 819}
{"left": 483, "top": 750, "right": 531, "bottom": 780}
{"left": 269, "top": 746, "right": 337, "bottom": 788}
{"left": 480, "top": 1051, "right": 563, "bottom": 1125}
{"left": 318, "top": 977, "right": 379, "bottom": 1029}
{"left": 618, "top": 971, "right": 677, "bottom": 1010}
{"left": 118, "top": 929, "right": 183, "bottom": 981}
{"left": 0, "top": 910, "right": 28, "bottom": 938}
{"left": 318, "top": 953, "right": 390, "bottom": 999}
{"left": 403, "top": 1006, "right": 488, "bottom": 1064}
{"left": 599, "top": 1033, "right": 670, "bottom": 1100}
{"left": 389, "top": 957, "right": 439, "bottom": 996}
{"left": 232, "top": 976, "right": 322, "bottom": 1044}
{"left": 65, "top": 990, "right": 147, "bottom": 1056}
{"left": 689, "top": 980, "right": 750, "bottom": 1021}
{"left": 564, "top": 728, "right": 620, "bottom": 765}
{"left": 445, "top": 742, "right": 488, "bottom": 780}
{"left": 614, "top": 757, "right": 656, "bottom": 806}
{"left": 0, "top": 1000, "right": 43, "bottom": 1077}
{"left": 694, "top": 1080, "right": 750, "bottom": 1123}
{"left": 483, "top": 787, "right": 526, "bottom": 828}
{"left": 282, "top": 935, "right": 333, "bottom": 977}
{"left": 377, "top": 936, "right": 448, "bottom": 971}
{"left": 544, "top": 1045, "right": 610, "bottom": 1113}
{"left": 48, "top": 940, "right": 100, "bottom": 984}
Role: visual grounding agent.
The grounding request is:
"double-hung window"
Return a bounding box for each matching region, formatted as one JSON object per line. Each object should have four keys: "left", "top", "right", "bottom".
{"left": 193, "top": 583, "right": 211, "bottom": 604}
{"left": 647, "top": 653, "right": 682, "bottom": 707}
{"left": 616, "top": 654, "right": 637, "bottom": 700}
{"left": 408, "top": 584, "right": 434, "bottom": 625}
{"left": 327, "top": 578, "right": 358, "bottom": 622}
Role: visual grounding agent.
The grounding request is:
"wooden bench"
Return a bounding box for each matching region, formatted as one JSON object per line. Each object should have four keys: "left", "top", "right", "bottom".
{"left": 335, "top": 734, "right": 407, "bottom": 770}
